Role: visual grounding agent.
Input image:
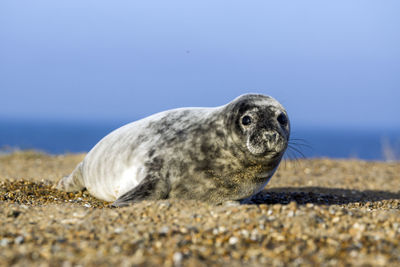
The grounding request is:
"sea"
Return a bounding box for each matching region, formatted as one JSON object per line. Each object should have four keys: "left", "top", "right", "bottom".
{"left": 0, "top": 118, "right": 399, "bottom": 161}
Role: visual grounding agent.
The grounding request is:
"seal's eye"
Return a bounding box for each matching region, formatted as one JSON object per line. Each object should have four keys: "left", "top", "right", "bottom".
{"left": 277, "top": 113, "right": 288, "bottom": 126}
{"left": 241, "top": 115, "right": 252, "bottom": 126}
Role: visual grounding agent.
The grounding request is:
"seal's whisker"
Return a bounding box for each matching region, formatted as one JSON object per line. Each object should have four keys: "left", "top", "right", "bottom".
{"left": 282, "top": 150, "right": 301, "bottom": 170}
{"left": 289, "top": 137, "right": 310, "bottom": 143}
{"left": 287, "top": 136, "right": 310, "bottom": 161}
{"left": 287, "top": 144, "right": 306, "bottom": 159}
{"left": 289, "top": 138, "right": 308, "bottom": 142}
{"left": 283, "top": 149, "right": 299, "bottom": 162}
{"left": 289, "top": 142, "right": 311, "bottom": 148}
{"left": 288, "top": 146, "right": 306, "bottom": 158}
{"left": 292, "top": 150, "right": 303, "bottom": 162}
{"left": 282, "top": 155, "right": 287, "bottom": 168}
{"left": 283, "top": 150, "right": 295, "bottom": 160}
{"left": 289, "top": 139, "right": 312, "bottom": 149}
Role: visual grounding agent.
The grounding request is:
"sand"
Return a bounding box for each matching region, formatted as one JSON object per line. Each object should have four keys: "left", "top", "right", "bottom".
{"left": 0, "top": 151, "right": 399, "bottom": 266}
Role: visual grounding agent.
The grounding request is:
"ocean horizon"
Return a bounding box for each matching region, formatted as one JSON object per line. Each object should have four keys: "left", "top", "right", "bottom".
{"left": 0, "top": 118, "right": 399, "bottom": 161}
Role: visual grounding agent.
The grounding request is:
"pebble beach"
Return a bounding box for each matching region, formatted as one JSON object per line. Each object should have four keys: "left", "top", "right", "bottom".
{"left": 1, "top": 151, "right": 399, "bottom": 266}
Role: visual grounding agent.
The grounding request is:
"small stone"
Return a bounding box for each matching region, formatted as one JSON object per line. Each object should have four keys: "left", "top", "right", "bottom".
{"left": 240, "top": 229, "right": 249, "bottom": 238}
{"left": 0, "top": 239, "right": 10, "bottom": 247}
{"left": 159, "top": 226, "right": 169, "bottom": 235}
{"left": 332, "top": 217, "right": 340, "bottom": 223}
{"left": 229, "top": 236, "right": 239, "bottom": 245}
{"left": 218, "top": 226, "right": 226, "bottom": 233}
{"left": 350, "top": 250, "right": 358, "bottom": 257}
{"left": 375, "top": 254, "right": 388, "bottom": 266}
{"left": 250, "top": 229, "right": 259, "bottom": 241}
{"left": 154, "top": 241, "right": 162, "bottom": 248}
{"left": 158, "top": 201, "right": 171, "bottom": 209}
{"left": 61, "top": 218, "right": 80, "bottom": 224}
{"left": 14, "top": 236, "right": 24, "bottom": 244}
{"left": 114, "top": 227, "right": 124, "bottom": 234}
{"left": 72, "top": 211, "right": 87, "bottom": 218}
{"left": 173, "top": 252, "right": 183, "bottom": 264}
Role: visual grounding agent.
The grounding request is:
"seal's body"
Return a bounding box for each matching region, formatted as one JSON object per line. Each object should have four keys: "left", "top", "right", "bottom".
{"left": 57, "top": 94, "right": 290, "bottom": 206}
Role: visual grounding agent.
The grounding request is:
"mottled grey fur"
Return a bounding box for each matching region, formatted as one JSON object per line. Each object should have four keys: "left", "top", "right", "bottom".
{"left": 57, "top": 94, "right": 290, "bottom": 206}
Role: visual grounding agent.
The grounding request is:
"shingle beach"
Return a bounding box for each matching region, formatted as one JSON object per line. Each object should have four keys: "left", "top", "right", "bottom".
{"left": 1, "top": 152, "right": 399, "bottom": 266}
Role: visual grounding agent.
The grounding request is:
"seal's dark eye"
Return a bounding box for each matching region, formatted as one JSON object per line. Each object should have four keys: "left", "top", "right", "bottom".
{"left": 277, "top": 113, "right": 288, "bottom": 126}
{"left": 241, "top": 115, "right": 252, "bottom": 126}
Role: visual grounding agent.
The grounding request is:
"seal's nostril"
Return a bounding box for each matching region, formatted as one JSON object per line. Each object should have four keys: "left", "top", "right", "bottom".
{"left": 264, "top": 132, "right": 280, "bottom": 144}
{"left": 273, "top": 133, "right": 279, "bottom": 143}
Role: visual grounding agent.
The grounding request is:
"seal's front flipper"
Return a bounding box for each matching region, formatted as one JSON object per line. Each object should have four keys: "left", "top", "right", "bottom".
{"left": 56, "top": 162, "right": 85, "bottom": 192}
{"left": 112, "top": 176, "right": 169, "bottom": 207}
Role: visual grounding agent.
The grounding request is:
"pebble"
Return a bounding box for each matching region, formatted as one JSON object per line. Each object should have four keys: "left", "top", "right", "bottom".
{"left": 14, "top": 236, "right": 24, "bottom": 244}
{"left": 114, "top": 227, "right": 125, "bottom": 234}
{"left": 0, "top": 238, "right": 10, "bottom": 247}
{"left": 228, "top": 236, "right": 239, "bottom": 245}
{"left": 159, "top": 226, "right": 170, "bottom": 235}
{"left": 172, "top": 252, "right": 183, "bottom": 264}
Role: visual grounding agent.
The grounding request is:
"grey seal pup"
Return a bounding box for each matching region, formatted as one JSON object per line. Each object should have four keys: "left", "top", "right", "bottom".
{"left": 57, "top": 94, "right": 290, "bottom": 206}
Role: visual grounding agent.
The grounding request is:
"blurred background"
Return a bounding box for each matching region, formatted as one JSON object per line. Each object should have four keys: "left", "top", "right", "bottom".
{"left": 0, "top": 0, "right": 399, "bottom": 160}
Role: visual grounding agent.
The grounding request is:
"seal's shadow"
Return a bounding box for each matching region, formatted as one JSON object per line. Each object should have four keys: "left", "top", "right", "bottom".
{"left": 247, "top": 187, "right": 400, "bottom": 206}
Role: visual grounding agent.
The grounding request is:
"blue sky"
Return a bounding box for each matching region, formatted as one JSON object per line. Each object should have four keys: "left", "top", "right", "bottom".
{"left": 1, "top": 0, "right": 399, "bottom": 130}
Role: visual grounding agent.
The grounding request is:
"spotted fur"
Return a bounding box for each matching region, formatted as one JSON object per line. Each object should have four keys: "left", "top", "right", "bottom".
{"left": 57, "top": 94, "right": 290, "bottom": 206}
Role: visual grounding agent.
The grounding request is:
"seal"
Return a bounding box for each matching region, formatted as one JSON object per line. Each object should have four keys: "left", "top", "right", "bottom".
{"left": 57, "top": 94, "right": 290, "bottom": 206}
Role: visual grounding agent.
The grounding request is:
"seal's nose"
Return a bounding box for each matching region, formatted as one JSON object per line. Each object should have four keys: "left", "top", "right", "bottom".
{"left": 263, "top": 130, "right": 287, "bottom": 153}
{"left": 263, "top": 131, "right": 279, "bottom": 151}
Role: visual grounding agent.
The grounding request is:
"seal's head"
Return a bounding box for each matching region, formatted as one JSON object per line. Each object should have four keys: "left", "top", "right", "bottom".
{"left": 226, "top": 94, "right": 290, "bottom": 162}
